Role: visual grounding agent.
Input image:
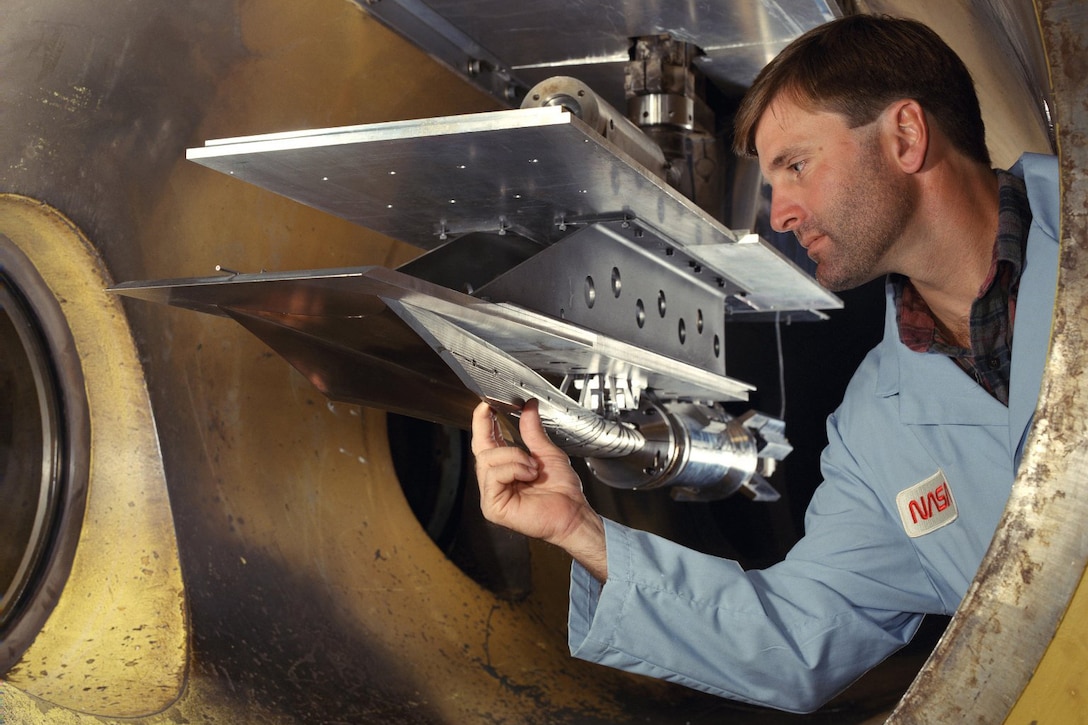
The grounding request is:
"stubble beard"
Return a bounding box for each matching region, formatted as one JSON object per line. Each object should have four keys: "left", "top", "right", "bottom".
{"left": 806, "top": 142, "right": 917, "bottom": 292}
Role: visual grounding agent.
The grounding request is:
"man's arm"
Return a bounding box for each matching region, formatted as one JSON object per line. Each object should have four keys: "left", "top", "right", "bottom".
{"left": 471, "top": 399, "right": 608, "bottom": 581}
{"left": 472, "top": 396, "right": 938, "bottom": 713}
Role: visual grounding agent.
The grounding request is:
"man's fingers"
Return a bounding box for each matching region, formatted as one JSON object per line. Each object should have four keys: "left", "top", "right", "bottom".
{"left": 471, "top": 398, "right": 564, "bottom": 467}
{"left": 475, "top": 447, "right": 540, "bottom": 520}
{"left": 479, "top": 456, "right": 539, "bottom": 488}
{"left": 470, "top": 401, "right": 504, "bottom": 456}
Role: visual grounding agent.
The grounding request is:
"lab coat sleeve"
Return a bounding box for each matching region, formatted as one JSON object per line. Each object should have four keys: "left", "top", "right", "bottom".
{"left": 568, "top": 407, "right": 943, "bottom": 713}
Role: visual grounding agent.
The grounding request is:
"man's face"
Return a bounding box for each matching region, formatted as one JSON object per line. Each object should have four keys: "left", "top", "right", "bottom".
{"left": 753, "top": 96, "right": 916, "bottom": 291}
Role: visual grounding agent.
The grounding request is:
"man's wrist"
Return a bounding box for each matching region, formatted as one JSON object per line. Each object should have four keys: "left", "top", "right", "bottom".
{"left": 557, "top": 509, "right": 608, "bottom": 583}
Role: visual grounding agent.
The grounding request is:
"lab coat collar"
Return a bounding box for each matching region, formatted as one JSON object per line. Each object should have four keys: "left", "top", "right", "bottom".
{"left": 877, "top": 295, "right": 1008, "bottom": 424}
{"left": 874, "top": 154, "right": 1059, "bottom": 438}
{"left": 1007, "top": 153, "right": 1059, "bottom": 457}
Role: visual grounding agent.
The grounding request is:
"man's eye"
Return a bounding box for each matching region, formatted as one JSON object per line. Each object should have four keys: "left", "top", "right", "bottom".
{"left": 790, "top": 160, "right": 806, "bottom": 174}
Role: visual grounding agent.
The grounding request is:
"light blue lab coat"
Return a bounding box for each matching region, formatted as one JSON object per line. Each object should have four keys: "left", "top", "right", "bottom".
{"left": 567, "top": 154, "right": 1060, "bottom": 713}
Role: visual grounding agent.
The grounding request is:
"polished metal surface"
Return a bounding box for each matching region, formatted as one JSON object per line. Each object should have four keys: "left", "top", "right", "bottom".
{"left": 358, "top": 0, "right": 840, "bottom": 111}
{"left": 111, "top": 264, "right": 756, "bottom": 416}
{"left": 586, "top": 401, "right": 789, "bottom": 502}
{"left": 387, "top": 295, "right": 785, "bottom": 498}
{"left": 386, "top": 297, "right": 649, "bottom": 458}
{"left": 173, "top": 94, "right": 836, "bottom": 480}
{"left": 187, "top": 105, "right": 841, "bottom": 313}
{"left": 520, "top": 75, "right": 670, "bottom": 180}
{"left": 477, "top": 220, "right": 734, "bottom": 372}
{"left": 113, "top": 247, "right": 787, "bottom": 497}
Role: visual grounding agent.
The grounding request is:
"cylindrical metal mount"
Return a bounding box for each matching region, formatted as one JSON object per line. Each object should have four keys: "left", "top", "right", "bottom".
{"left": 628, "top": 93, "right": 697, "bottom": 131}
{"left": 521, "top": 76, "right": 670, "bottom": 180}
{"left": 584, "top": 400, "right": 759, "bottom": 497}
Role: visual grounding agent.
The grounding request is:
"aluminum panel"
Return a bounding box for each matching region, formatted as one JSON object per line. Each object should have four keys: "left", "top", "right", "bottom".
{"left": 109, "top": 266, "right": 755, "bottom": 413}
{"left": 187, "top": 106, "right": 840, "bottom": 313}
{"left": 478, "top": 220, "right": 731, "bottom": 373}
{"left": 359, "top": 0, "right": 840, "bottom": 110}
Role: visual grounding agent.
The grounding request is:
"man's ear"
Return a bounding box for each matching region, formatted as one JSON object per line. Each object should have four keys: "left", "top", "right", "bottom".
{"left": 887, "top": 99, "right": 928, "bottom": 174}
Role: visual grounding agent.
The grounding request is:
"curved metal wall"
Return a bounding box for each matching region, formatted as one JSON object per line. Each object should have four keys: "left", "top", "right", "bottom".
{"left": 888, "top": 0, "right": 1088, "bottom": 721}
{"left": 1, "top": 2, "right": 731, "bottom": 722}
{"left": 0, "top": 0, "right": 1084, "bottom": 723}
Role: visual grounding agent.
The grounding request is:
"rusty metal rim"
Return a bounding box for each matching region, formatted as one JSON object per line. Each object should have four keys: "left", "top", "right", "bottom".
{"left": 888, "top": 0, "right": 1088, "bottom": 721}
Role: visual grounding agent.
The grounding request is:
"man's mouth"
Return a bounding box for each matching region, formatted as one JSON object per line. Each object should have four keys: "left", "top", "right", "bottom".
{"left": 800, "top": 233, "right": 826, "bottom": 258}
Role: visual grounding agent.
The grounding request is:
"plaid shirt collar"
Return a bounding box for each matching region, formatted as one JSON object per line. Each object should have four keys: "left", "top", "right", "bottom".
{"left": 891, "top": 170, "right": 1031, "bottom": 406}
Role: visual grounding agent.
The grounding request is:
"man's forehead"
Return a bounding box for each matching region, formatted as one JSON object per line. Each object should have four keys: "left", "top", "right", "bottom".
{"left": 753, "top": 98, "right": 811, "bottom": 166}
{"left": 753, "top": 97, "right": 847, "bottom": 160}
{"left": 761, "top": 96, "right": 805, "bottom": 128}
{"left": 756, "top": 96, "right": 817, "bottom": 140}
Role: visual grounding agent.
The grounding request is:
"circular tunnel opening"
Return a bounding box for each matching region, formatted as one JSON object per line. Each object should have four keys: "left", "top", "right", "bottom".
{"left": 0, "top": 237, "right": 89, "bottom": 674}
{"left": 385, "top": 413, "right": 465, "bottom": 551}
{"left": 0, "top": 274, "right": 65, "bottom": 631}
{"left": 386, "top": 413, "right": 532, "bottom": 600}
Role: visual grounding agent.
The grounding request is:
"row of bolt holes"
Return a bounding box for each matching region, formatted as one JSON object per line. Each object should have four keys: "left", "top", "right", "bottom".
{"left": 583, "top": 267, "right": 721, "bottom": 358}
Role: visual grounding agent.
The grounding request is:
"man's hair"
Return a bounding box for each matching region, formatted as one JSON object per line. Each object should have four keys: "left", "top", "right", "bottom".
{"left": 733, "top": 15, "right": 990, "bottom": 165}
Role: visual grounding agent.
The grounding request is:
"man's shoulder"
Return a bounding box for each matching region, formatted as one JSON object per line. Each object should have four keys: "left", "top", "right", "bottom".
{"left": 1012, "top": 151, "right": 1058, "bottom": 178}
{"left": 1011, "top": 153, "right": 1060, "bottom": 242}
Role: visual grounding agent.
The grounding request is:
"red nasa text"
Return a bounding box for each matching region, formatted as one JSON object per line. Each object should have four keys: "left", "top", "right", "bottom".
{"left": 907, "top": 480, "right": 951, "bottom": 524}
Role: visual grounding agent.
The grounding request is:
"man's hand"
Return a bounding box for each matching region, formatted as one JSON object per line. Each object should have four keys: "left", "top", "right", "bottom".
{"left": 471, "top": 399, "right": 607, "bottom": 581}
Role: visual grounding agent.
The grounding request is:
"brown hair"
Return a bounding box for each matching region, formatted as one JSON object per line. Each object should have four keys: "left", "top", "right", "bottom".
{"left": 733, "top": 15, "right": 990, "bottom": 165}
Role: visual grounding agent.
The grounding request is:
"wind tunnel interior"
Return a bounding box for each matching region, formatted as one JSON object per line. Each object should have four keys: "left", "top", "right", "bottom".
{"left": 0, "top": 0, "right": 1061, "bottom": 724}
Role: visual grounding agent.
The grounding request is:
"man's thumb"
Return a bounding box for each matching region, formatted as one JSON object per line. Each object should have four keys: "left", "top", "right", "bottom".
{"left": 518, "top": 399, "right": 561, "bottom": 455}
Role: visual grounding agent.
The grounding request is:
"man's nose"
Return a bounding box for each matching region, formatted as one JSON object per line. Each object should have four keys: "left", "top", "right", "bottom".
{"left": 769, "top": 190, "right": 802, "bottom": 234}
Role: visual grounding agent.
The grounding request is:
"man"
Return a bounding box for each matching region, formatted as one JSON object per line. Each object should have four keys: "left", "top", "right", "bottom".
{"left": 471, "top": 15, "right": 1059, "bottom": 713}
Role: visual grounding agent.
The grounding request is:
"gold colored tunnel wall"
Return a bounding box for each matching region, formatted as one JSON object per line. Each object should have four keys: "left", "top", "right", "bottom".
{"left": 0, "top": 195, "right": 186, "bottom": 716}
{"left": 1, "top": 1, "right": 721, "bottom": 722}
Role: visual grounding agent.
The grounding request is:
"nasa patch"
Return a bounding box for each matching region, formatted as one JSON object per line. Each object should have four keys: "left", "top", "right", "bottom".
{"left": 896, "top": 470, "right": 958, "bottom": 538}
